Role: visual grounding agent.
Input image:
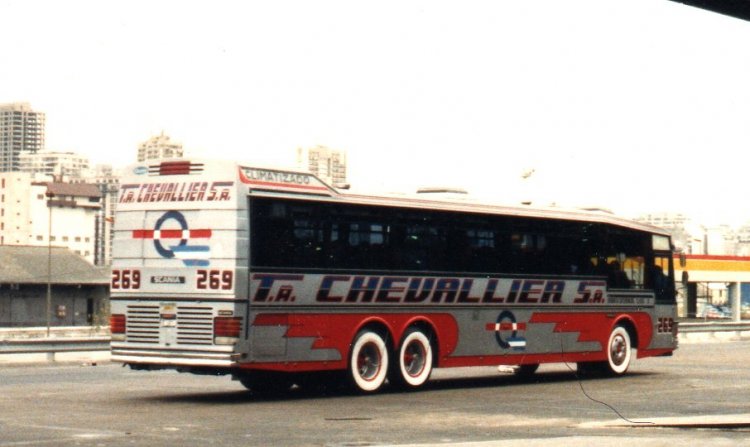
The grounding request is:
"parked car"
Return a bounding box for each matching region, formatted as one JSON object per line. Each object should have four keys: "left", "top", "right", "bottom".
{"left": 698, "top": 303, "right": 732, "bottom": 319}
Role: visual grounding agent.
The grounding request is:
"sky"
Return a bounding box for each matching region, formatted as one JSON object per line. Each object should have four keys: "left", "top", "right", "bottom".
{"left": 2, "top": 0, "right": 750, "bottom": 226}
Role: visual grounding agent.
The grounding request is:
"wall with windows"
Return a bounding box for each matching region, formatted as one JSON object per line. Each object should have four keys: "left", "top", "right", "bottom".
{"left": 0, "top": 172, "right": 39, "bottom": 246}
{"left": 0, "top": 172, "right": 100, "bottom": 264}
{"left": 0, "top": 283, "right": 109, "bottom": 327}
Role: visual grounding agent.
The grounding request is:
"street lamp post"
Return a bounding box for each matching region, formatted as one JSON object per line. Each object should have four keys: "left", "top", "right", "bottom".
{"left": 46, "top": 189, "right": 54, "bottom": 338}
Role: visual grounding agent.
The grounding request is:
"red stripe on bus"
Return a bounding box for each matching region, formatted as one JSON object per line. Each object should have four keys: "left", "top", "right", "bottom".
{"left": 189, "top": 229, "right": 212, "bottom": 238}
{"left": 244, "top": 179, "right": 330, "bottom": 191}
{"left": 159, "top": 230, "right": 184, "bottom": 238}
{"left": 484, "top": 322, "right": 527, "bottom": 331}
{"left": 237, "top": 167, "right": 332, "bottom": 192}
{"left": 132, "top": 229, "right": 212, "bottom": 239}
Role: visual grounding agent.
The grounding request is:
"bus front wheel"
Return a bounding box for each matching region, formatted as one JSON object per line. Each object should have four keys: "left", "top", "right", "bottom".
{"left": 348, "top": 330, "right": 389, "bottom": 393}
{"left": 391, "top": 328, "right": 433, "bottom": 389}
{"left": 577, "top": 325, "right": 633, "bottom": 377}
{"left": 606, "top": 325, "right": 632, "bottom": 375}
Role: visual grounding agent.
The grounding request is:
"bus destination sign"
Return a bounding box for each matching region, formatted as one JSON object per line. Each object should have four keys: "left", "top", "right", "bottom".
{"left": 240, "top": 167, "right": 332, "bottom": 193}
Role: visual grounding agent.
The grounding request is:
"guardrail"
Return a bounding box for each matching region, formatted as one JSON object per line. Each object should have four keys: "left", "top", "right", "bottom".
{"left": 679, "top": 321, "right": 750, "bottom": 332}
{"left": 679, "top": 320, "right": 750, "bottom": 343}
{"left": 0, "top": 337, "right": 110, "bottom": 361}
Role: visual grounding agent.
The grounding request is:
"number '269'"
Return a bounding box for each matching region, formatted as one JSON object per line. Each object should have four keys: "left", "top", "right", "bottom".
{"left": 112, "top": 269, "right": 141, "bottom": 290}
{"left": 657, "top": 317, "right": 675, "bottom": 333}
{"left": 197, "top": 270, "right": 233, "bottom": 290}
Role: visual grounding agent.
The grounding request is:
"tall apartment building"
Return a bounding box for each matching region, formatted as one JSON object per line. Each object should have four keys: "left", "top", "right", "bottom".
{"left": 137, "top": 132, "right": 183, "bottom": 162}
{"left": 19, "top": 150, "right": 91, "bottom": 180}
{"left": 0, "top": 103, "right": 46, "bottom": 172}
{"left": 296, "top": 145, "right": 348, "bottom": 187}
{"left": 0, "top": 172, "right": 101, "bottom": 264}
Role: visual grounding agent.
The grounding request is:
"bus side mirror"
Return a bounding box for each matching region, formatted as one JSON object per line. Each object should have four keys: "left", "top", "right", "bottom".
{"left": 682, "top": 271, "right": 689, "bottom": 286}
{"left": 679, "top": 253, "right": 686, "bottom": 268}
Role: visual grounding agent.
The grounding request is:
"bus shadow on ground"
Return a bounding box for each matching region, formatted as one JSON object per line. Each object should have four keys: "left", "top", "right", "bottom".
{"left": 139, "top": 370, "right": 657, "bottom": 405}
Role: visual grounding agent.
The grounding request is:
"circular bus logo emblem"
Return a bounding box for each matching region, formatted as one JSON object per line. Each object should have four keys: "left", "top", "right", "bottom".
{"left": 153, "top": 211, "right": 188, "bottom": 258}
{"left": 131, "top": 211, "right": 213, "bottom": 267}
{"left": 489, "top": 311, "right": 528, "bottom": 351}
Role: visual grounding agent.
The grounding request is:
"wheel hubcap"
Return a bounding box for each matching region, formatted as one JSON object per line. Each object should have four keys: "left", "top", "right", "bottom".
{"left": 610, "top": 334, "right": 627, "bottom": 366}
{"left": 404, "top": 341, "right": 426, "bottom": 377}
{"left": 357, "top": 342, "right": 381, "bottom": 381}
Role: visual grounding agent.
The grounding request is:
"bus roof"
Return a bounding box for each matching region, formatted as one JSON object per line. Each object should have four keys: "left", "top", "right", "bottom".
{"left": 335, "top": 192, "right": 668, "bottom": 237}
{"left": 127, "top": 159, "right": 670, "bottom": 237}
{"left": 234, "top": 163, "right": 670, "bottom": 237}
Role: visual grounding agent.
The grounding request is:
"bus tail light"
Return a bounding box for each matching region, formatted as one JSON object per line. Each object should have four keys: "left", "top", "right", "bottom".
{"left": 110, "top": 314, "right": 126, "bottom": 341}
{"left": 214, "top": 316, "right": 242, "bottom": 345}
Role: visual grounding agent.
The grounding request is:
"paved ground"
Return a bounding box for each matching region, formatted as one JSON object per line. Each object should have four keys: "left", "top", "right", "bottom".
{"left": 1, "top": 340, "right": 750, "bottom": 446}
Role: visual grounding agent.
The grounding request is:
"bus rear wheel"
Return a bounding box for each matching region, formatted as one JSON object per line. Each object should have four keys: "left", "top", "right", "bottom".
{"left": 348, "top": 330, "right": 389, "bottom": 393}
{"left": 391, "top": 328, "right": 433, "bottom": 389}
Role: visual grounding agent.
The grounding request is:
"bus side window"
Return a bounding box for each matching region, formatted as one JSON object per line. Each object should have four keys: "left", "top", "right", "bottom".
{"left": 465, "top": 228, "right": 497, "bottom": 273}
{"left": 403, "top": 223, "right": 434, "bottom": 270}
{"left": 607, "top": 259, "right": 631, "bottom": 288}
{"left": 291, "top": 219, "right": 319, "bottom": 267}
{"left": 649, "top": 254, "right": 675, "bottom": 303}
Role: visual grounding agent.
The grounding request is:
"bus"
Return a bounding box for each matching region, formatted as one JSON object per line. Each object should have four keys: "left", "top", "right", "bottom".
{"left": 110, "top": 159, "right": 678, "bottom": 393}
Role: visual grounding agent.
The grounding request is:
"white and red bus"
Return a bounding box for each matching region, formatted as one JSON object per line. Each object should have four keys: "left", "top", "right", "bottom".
{"left": 110, "top": 159, "right": 678, "bottom": 393}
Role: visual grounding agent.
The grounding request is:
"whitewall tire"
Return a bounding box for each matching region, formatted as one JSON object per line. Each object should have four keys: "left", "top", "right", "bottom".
{"left": 394, "top": 329, "right": 433, "bottom": 388}
{"left": 606, "top": 326, "right": 632, "bottom": 375}
{"left": 349, "top": 330, "right": 389, "bottom": 393}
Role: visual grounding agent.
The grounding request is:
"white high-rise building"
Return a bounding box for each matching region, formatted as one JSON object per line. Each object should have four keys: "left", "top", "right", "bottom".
{"left": 0, "top": 172, "right": 101, "bottom": 264}
{"left": 19, "top": 150, "right": 91, "bottom": 180}
{"left": 137, "top": 132, "right": 183, "bottom": 162}
{"left": 296, "top": 145, "right": 347, "bottom": 187}
{"left": 0, "top": 103, "right": 45, "bottom": 172}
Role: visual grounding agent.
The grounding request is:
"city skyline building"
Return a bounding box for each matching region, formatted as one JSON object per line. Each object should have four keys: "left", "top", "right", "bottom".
{"left": 635, "top": 212, "right": 700, "bottom": 253}
{"left": 0, "top": 102, "right": 45, "bottom": 172}
{"left": 77, "top": 164, "right": 120, "bottom": 266}
{"left": 296, "top": 145, "right": 348, "bottom": 187}
{"left": 19, "top": 150, "right": 91, "bottom": 180}
{"left": 137, "top": 131, "right": 183, "bottom": 162}
{"left": 0, "top": 172, "right": 101, "bottom": 264}
{"left": 634, "top": 211, "right": 750, "bottom": 257}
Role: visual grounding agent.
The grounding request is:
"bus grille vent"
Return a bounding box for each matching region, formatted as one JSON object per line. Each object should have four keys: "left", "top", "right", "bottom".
{"left": 177, "top": 306, "right": 214, "bottom": 345}
{"left": 125, "top": 305, "right": 160, "bottom": 344}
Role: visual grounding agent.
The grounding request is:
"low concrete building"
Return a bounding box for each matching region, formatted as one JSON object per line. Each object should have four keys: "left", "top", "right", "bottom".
{"left": 0, "top": 245, "right": 109, "bottom": 327}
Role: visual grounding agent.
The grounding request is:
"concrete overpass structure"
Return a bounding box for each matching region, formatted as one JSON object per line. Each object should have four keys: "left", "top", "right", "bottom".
{"left": 674, "top": 254, "right": 750, "bottom": 320}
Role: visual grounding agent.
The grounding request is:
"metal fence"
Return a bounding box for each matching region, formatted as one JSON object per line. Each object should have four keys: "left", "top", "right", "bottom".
{"left": 0, "top": 326, "right": 110, "bottom": 361}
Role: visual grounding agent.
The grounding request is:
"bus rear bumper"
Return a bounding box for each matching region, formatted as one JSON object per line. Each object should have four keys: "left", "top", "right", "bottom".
{"left": 111, "top": 345, "right": 240, "bottom": 368}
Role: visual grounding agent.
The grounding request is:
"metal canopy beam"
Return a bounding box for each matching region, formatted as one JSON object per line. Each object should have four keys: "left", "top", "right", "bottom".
{"left": 668, "top": 0, "right": 750, "bottom": 21}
